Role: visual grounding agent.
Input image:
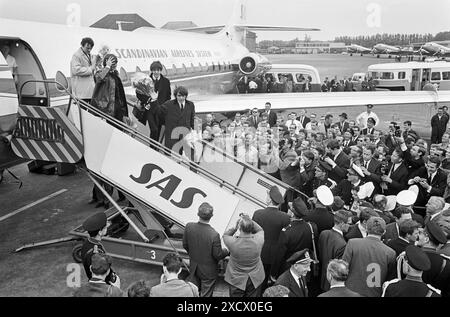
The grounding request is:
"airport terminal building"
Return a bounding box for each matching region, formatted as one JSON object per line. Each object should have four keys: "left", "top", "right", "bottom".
{"left": 294, "top": 41, "right": 346, "bottom": 54}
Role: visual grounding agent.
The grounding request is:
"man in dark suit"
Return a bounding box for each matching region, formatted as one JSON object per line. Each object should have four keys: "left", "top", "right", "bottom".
{"left": 381, "top": 148, "right": 408, "bottom": 196}
{"left": 318, "top": 210, "right": 353, "bottom": 291}
{"left": 272, "top": 198, "right": 317, "bottom": 278}
{"left": 249, "top": 107, "right": 261, "bottom": 129}
{"left": 158, "top": 86, "right": 195, "bottom": 153}
{"left": 324, "top": 139, "right": 351, "bottom": 183}
{"left": 264, "top": 102, "right": 277, "bottom": 127}
{"left": 333, "top": 167, "right": 363, "bottom": 207}
{"left": 136, "top": 61, "right": 171, "bottom": 141}
{"left": 252, "top": 186, "right": 291, "bottom": 289}
{"left": 297, "top": 108, "right": 310, "bottom": 130}
{"left": 345, "top": 208, "right": 379, "bottom": 240}
{"left": 318, "top": 259, "right": 362, "bottom": 297}
{"left": 431, "top": 107, "right": 449, "bottom": 144}
{"left": 275, "top": 249, "right": 313, "bottom": 297}
{"left": 407, "top": 156, "right": 448, "bottom": 208}
{"left": 183, "top": 203, "right": 229, "bottom": 297}
{"left": 383, "top": 206, "right": 415, "bottom": 243}
{"left": 386, "top": 219, "right": 420, "bottom": 256}
{"left": 333, "top": 113, "right": 350, "bottom": 134}
{"left": 342, "top": 131, "right": 356, "bottom": 154}
{"left": 360, "top": 145, "right": 383, "bottom": 193}
{"left": 362, "top": 117, "right": 376, "bottom": 135}
{"left": 304, "top": 187, "right": 335, "bottom": 234}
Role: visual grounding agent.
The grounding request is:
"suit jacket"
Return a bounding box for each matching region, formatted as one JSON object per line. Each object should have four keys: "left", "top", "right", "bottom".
{"left": 333, "top": 179, "right": 356, "bottom": 206}
{"left": 318, "top": 286, "right": 362, "bottom": 297}
{"left": 73, "top": 280, "right": 124, "bottom": 297}
{"left": 383, "top": 222, "right": 399, "bottom": 243}
{"left": 343, "top": 236, "right": 396, "bottom": 297}
{"left": 408, "top": 167, "right": 448, "bottom": 207}
{"left": 150, "top": 279, "right": 199, "bottom": 297}
{"left": 297, "top": 116, "right": 310, "bottom": 129}
{"left": 362, "top": 127, "right": 375, "bottom": 135}
{"left": 266, "top": 110, "right": 277, "bottom": 127}
{"left": 249, "top": 115, "right": 261, "bottom": 129}
{"left": 363, "top": 158, "right": 383, "bottom": 193}
{"left": 159, "top": 99, "right": 195, "bottom": 150}
{"left": 303, "top": 207, "right": 334, "bottom": 234}
{"left": 386, "top": 237, "right": 412, "bottom": 256}
{"left": 272, "top": 219, "right": 317, "bottom": 277}
{"left": 344, "top": 224, "right": 364, "bottom": 241}
{"left": 342, "top": 139, "right": 356, "bottom": 149}
{"left": 252, "top": 207, "right": 291, "bottom": 266}
{"left": 182, "top": 222, "right": 227, "bottom": 279}
{"left": 275, "top": 269, "right": 308, "bottom": 297}
{"left": 152, "top": 74, "right": 171, "bottom": 105}
{"left": 383, "top": 162, "right": 408, "bottom": 196}
{"left": 328, "top": 151, "right": 351, "bottom": 183}
{"left": 431, "top": 114, "right": 449, "bottom": 143}
{"left": 318, "top": 229, "right": 347, "bottom": 291}
{"left": 333, "top": 121, "right": 350, "bottom": 134}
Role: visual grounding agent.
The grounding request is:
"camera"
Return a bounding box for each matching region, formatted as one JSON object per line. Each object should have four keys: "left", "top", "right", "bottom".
{"left": 394, "top": 128, "right": 402, "bottom": 137}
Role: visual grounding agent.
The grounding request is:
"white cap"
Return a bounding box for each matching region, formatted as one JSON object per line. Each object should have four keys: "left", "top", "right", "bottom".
{"left": 396, "top": 190, "right": 417, "bottom": 206}
{"left": 408, "top": 185, "right": 419, "bottom": 196}
{"left": 316, "top": 185, "right": 334, "bottom": 206}
{"left": 385, "top": 195, "right": 397, "bottom": 212}
{"left": 357, "top": 182, "right": 375, "bottom": 200}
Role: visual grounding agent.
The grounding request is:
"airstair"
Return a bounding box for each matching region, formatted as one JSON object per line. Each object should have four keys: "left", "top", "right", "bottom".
{"left": 12, "top": 81, "right": 301, "bottom": 266}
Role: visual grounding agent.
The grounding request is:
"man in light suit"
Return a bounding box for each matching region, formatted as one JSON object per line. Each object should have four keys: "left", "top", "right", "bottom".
{"left": 318, "top": 259, "right": 362, "bottom": 297}
{"left": 318, "top": 210, "right": 353, "bottom": 291}
{"left": 183, "top": 203, "right": 229, "bottom": 297}
{"left": 70, "top": 37, "right": 95, "bottom": 103}
{"left": 343, "top": 217, "right": 396, "bottom": 297}
{"left": 275, "top": 249, "right": 314, "bottom": 297}
{"left": 158, "top": 86, "right": 195, "bottom": 153}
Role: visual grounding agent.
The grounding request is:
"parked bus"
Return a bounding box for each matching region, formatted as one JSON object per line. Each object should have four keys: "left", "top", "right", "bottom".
{"left": 368, "top": 61, "right": 450, "bottom": 91}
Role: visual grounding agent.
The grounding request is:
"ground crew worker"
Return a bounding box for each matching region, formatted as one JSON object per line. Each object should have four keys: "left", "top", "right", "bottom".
{"left": 382, "top": 245, "right": 440, "bottom": 297}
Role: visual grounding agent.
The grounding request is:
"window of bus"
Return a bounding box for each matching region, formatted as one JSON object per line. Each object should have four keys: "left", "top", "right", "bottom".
{"left": 380, "top": 72, "right": 394, "bottom": 80}
{"left": 398, "top": 72, "right": 406, "bottom": 80}
{"left": 431, "top": 72, "right": 441, "bottom": 81}
{"left": 370, "top": 72, "right": 379, "bottom": 79}
{"left": 443, "top": 72, "right": 450, "bottom": 81}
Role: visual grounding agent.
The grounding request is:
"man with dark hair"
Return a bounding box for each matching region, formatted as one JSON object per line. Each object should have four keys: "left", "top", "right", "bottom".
{"left": 362, "top": 117, "right": 376, "bottom": 135}
{"left": 70, "top": 37, "right": 95, "bottom": 103}
{"left": 324, "top": 139, "right": 351, "bottom": 183}
{"left": 323, "top": 114, "right": 333, "bottom": 134}
{"left": 252, "top": 186, "right": 290, "bottom": 289}
{"left": 333, "top": 113, "right": 350, "bottom": 134}
{"left": 183, "top": 202, "right": 229, "bottom": 297}
{"left": 223, "top": 214, "right": 265, "bottom": 297}
{"left": 318, "top": 259, "right": 362, "bottom": 297}
{"left": 351, "top": 126, "right": 361, "bottom": 144}
{"left": 318, "top": 210, "right": 353, "bottom": 291}
{"left": 343, "top": 217, "right": 396, "bottom": 297}
{"left": 158, "top": 86, "right": 195, "bottom": 152}
{"left": 408, "top": 156, "right": 447, "bottom": 209}
{"left": 402, "top": 120, "right": 420, "bottom": 142}
{"left": 150, "top": 253, "right": 199, "bottom": 297}
{"left": 431, "top": 107, "right": 449, "bottom": 144}
{"left": 298, "top": 150, "right": 317, "bottom": 197}
{"left": 264, "top": 102, "right": 277, "bottom": 127}
{"left": 127, "top": 280, "right": 151, "bottom": 297}
{"left": 381, "top": 148, "right": 408, "bottom": 196}
{"left": 361, "top": 145, "right": 383, "bottom": 193}
{"left": 386, "top": 219, "right": 420, "bottom": 256}
{"left": 345, "top": 208, "right": 379, "bottom": 240}
{"left": 384, "top": 206, "right": 413, "bottom": 242}
{"left": 74, "top": 253, "right": 124, "bottom": 297}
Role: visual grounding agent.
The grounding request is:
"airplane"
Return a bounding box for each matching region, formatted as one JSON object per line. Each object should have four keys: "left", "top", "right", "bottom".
{"left": 347, "top": 44, "right": 373, "bottom": 56}
{"left": 0, "top": 0, "right": 320, "bottom": 176}
{"left": 372, "top": 43, "right": 414, "bottom": 59}
{"left": 419, "top": 42, "right": 450, "bottom": 58}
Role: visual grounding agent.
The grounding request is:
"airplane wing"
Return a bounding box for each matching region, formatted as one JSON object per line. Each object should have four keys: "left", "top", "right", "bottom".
{"left": 178, "top": 25, "right": 320, "bottom": 32}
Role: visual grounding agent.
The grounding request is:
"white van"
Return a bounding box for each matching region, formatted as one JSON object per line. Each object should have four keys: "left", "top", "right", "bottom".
{"left": 264, "top": 64, "right": 321, "bottom": 92}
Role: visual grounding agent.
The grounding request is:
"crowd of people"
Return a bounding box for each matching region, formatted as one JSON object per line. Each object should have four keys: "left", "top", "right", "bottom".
{"left": 69, "top": 37, "right": 450, "bottom": 297}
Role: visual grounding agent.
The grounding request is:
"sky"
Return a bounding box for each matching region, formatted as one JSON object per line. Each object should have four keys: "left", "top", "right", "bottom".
{"left": 1, "top": 0, "right": 449, "bottom": 41}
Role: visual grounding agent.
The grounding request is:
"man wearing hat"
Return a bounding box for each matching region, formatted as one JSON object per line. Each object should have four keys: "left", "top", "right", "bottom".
{"left": 393, "top": 190, "right": 424, "bottom": 225}
{"left": 312, "top": 160, "right": 337, "bottom": 192}
{"left": 382, "top": 246, "right": 440, "bottom": 297}
{"left": 80, "top": 212, "right": 112, "bottom": 281}
{"left": 271, "top": 197, "right": 317, "bottom": 278}
{"left": 318, "top": 210, "right": 353, "bottom": 291}
{"left": 417, "top": 221, "right": 450, "bottom": 296}
{"left": 74, "top": 253, "right": 124, "bottom": 297}
{"left": 252, "top": 186, "right": 291, "bottom": 290}
{"left": 356, "top": 104, "right": 379, "bottom": 129}
{"left": 304, "top": 186, "right": 335, "bottom": 234}
{"left": 274, "top": 249, "right": 314, "bottom": 297}
{"left": 333, "top": 113, "right": 350, "bottom": 134}
{"left": 182, "top": 202, "right": 229, "bottom": 297}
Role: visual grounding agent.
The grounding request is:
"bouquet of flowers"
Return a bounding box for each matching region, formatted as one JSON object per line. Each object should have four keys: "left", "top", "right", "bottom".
{"left": 132, "top": 72, "right": 157, "bottom": 110}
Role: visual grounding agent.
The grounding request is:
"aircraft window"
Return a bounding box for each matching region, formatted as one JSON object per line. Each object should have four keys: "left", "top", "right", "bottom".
{"left": 431, "top": 72, "right": 441, "bottom": 81}
{"left": 0, "top": 77, "right": 16, "bottom": 94}
{"left": 443, "top": 72, "right": 450, "bottom": 80}
{"left": 380, "top": 72, "right": 393, "bottom": 80}
{"left": 398, "top": 72, "right": 406, "bottom": 79}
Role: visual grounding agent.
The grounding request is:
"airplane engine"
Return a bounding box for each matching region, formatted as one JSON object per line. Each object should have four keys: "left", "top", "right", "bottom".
{"left": 238, "top": 53, "right": 271, "bottom": 76}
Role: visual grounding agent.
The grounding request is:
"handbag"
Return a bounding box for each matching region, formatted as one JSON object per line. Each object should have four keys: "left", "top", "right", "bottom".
{"left": 307, "top": 222, "right": 320, "bottom": 278}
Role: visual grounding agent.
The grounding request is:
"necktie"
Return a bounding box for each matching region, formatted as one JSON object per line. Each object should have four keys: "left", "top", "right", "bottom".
{"left": 180, "top": 103, "right": 184, "bottom": 112}
{"left": 365, "top": 160, "right": 369, "bottom": 169}
{"left": 429, "top": 173, "right": 433, "bottom": 184}
{"left": 298, "top": 277, "right": 308, "bottom": 297}
{"left": 388, "top": 163, "right": 395, "bottom": 177}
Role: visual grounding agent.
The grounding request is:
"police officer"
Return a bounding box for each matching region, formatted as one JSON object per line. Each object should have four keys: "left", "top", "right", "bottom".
{"left": 80, "top": 212, "right": 118, "bottom": 286}
{"left": 382, "top": 245, "right": 440, "bottom": 297}
{"left": 418, "top": 221, "right": 450, "bottom": 296}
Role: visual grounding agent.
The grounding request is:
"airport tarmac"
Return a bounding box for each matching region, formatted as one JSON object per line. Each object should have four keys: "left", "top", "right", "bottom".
{"left": 0, "top": 53, "right": 436, "bottom": 297}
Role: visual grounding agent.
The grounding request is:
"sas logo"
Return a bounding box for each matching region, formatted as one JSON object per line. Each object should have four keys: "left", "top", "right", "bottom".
{"left": 130, "top": 163, "right": 207, "bottom": 209}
